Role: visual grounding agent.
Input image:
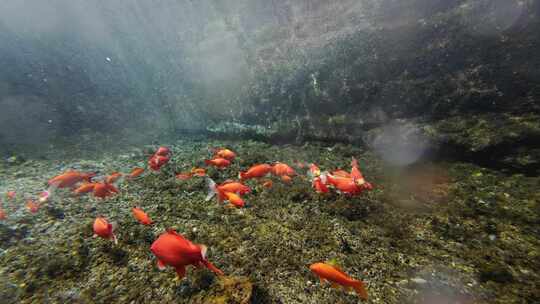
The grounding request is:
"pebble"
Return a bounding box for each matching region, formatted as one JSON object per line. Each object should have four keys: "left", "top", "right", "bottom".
{"left": 410, "top": 277, "right": 427, "bottom": 285}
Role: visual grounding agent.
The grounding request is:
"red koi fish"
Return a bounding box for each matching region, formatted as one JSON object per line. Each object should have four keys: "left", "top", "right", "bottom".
{"left": 239, "top": 164, "right": 272, "bottom": 181}
{"left": 93, "top": 217, "right": 117, "bottom": 244}
{"left": 132, "top": 207, "right": 153, "bottom": 225}
{"left": 310, "top": 262, "right": 368, "bottom": 300}
{"left": 325, "top": 174, "right": 362, "bottom": 195}
{"left": 312, "top": 176, "right": 329, "bottom": 194}
{"left": 150, "top": 229, "right": 224, "bottom": 279}
{"left": 155, "top": 146, "right": 171, "bottom": 157}
{"left": 149, "top": 155, "right": 170, "bottom": 171}
{"left": 0, "top": 208, "right": 6, "bottom": 220}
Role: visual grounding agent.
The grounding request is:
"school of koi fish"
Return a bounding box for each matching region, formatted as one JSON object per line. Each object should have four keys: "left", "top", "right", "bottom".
{"left": 0, "top": 146, "right": 372, "bottom": 300}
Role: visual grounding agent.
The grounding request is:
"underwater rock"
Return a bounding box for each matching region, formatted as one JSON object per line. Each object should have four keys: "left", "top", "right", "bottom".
{"left": 191, "top": 276, "right": 253, "bottom": 304}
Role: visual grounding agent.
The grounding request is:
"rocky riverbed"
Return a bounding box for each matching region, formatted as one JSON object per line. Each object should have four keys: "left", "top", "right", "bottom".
{"left": 0, "top": 138, "right": 538, "bottom": 303}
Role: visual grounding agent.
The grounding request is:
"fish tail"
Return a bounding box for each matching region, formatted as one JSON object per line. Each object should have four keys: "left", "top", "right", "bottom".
{"left": 205, "top": 178, "right": 217, "bottom": 201}
{"left": 204, "top": 159, "right": 212, "bottom": 166}
{"left": 238, "top": 172, "right": 246, "bottom": 181}
{"left": 202, "top": 260, "right": 224, "bottom": 276}
{"left": 351, "top": 280, "right": 368, "bottom": 300}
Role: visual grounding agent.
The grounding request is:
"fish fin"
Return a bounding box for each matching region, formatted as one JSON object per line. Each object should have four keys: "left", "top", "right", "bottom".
{"left": 331, "top": 282, "right": 340, "bottom": 289}
{"left": 319, "top": 277, "right": 326, "bottom": 285}
{"left": 205, "top": 178, "right": 217, "bottom": 201}
{"left": 352, "top": 280, "right": 368, "bottom": 300}
{"left": 320, "top": 172, "right": 328, "bottom": 184}
{"left": 199, "top": 244, "right": 207, "bottom": 260}
{"left": 157, "top": 259, "right": 167, "bottom": 270}
{"left": 175, "top": 265, "right": 186, "bottom": 279}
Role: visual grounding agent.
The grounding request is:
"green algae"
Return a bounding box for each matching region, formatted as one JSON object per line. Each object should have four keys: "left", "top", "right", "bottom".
{"left": 0, "top": 138, "right": 538, "bottom": 303}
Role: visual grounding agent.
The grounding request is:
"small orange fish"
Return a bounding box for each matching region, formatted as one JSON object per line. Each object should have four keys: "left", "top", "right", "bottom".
{"left": 73, "top": 182, "right": 97, "bottom": 195}
{"left": 132, "top": 207, "right": 153, "bottom": 225}
{"left": 48, "top": 171, "right": 95, "bottom": 188}
{"left": 310, "top": 262, "right": 368, "bottom": 300}
{"left": 191, "top": 168, "right": 206, "bottom": 177}
{"left": 128, "top": 167, "right": 145, "bottom": 178}
{"left": 239, "top": 164, "right": 272, "bottom": 180}
{"left": 6, "top": 191, "right": 16, "bottom": 200}
{"left": 26, "top": 200, "right": 40, "bottom": 213}
{"left": 222, "top": 192, "right": 244, "bottom": 208}
{"left": 272, "top": 162, "right": 296, "bottom": 177}
{"left": 205, "top": 158, "right": 231, "bottom": 169}
{"left": 176, "top": 173, "right": 192, "bottom": 180}
{"left": 281, "top": 175, "right": 292, "bottom": 183}
{"left": 262, "top": 180, "right": 273, "bottom": 189}
{"left": 214, "top": 148, "right": 236, "bottom": 161}
{"left": 93, "top": 182, "right": 119, "bottom": 199}
{"left": 0, "top": 208, "right": 6, "bottom": 220}
{"left": 93, "top": 217, "right": 117, "bottom": 244}
{"left": 106, "top": 172, "right": 123, "bottom": 184}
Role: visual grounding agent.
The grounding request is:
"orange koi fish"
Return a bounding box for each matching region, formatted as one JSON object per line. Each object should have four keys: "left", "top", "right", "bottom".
{"left": 222, "top": 191, "right": 245, "bottom": 208}
{"left": 128, "top": 167, "right": 145, "bottom": 178}
{"left": 93, "top": 182, "right": 119, "bottom": 199}
{"left": 26, "top": 200, "right": 40, "bottom": 213}
{"left": 176, "top": 173, "right": 192, "bottom": 180}
{"left": 239, "top": 164, "right": 272, "bottom": 180}
{"left": 106, "top": 172, "right": 123, "bottom": 184}
{"left": 214, "top": 148, "right": 236, "bottom": 161}
{"left": 281, "top": 175, "right": 293, "bottom": 183}
{"left": 0, "top": 208, "right": 6, "bottom": 220}
{"left": 191, "top": 168, "right": 206, "bottom": 177}
{"left": 325, "top": 174, "right": 362, "bottom": 195}
{"left": 310, "top": 262, "right": 368, "bottom": 300}
{"left": 48, "top": 171, "right": 95, "bottom": 188}
{"left": 150, "top": 229, "right": 223, "bottom": 279}
{"left": 93, "top": 217, "right": 117, "bottom": 244}
{"left": 6, "top": 191, "right": 16, "bottom": 200}
{"left": 262, "top": 180, "right": 273, "bottom": 189}
{"left": 204, "top": 158, "right": 231, "bottom": 169}
{"left": 132, "top": 207, "right": 153, "bottom": 225}
{"left": 272, "top": 162, "right": 296, "bottom": 177}
{"left": 73, "top": 182, "right": 97, "bottom": 195}
{"left": 206, "top": 178, "right": 250, "bottom": 202}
